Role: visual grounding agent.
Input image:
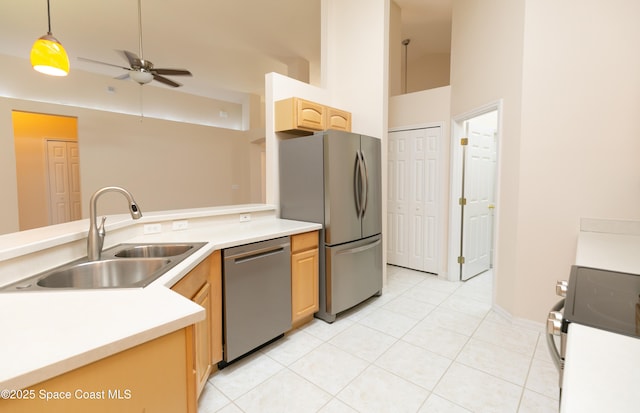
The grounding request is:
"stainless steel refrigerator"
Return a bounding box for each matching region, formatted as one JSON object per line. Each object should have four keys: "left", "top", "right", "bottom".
{"left": 280, "top": 130, "right": 382, "bottom": 323}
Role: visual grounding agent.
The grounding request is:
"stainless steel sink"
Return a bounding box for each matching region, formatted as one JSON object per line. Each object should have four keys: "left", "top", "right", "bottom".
{"left": 114, "top": 244, "right": 194, "bottom": 258}
{"left": 0, "top": 242, "right": 207, "bottom": 292}
{"left": 36, "top": 258, "right": 171, "bottom": 289}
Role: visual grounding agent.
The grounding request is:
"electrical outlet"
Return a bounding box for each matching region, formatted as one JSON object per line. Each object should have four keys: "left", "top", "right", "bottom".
{"left": 143, "top": 223, "right": 162, "bottom": 234}
{"left": 239, "top": 214, "right": 251, "bottom": 223}
{"left": 172, "top": 220, "right": 189, "bottom": 231}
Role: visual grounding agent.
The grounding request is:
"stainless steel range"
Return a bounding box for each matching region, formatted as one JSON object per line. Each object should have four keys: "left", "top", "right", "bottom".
{"left": 547, "top": 265, "right": 640, "bottom": 405}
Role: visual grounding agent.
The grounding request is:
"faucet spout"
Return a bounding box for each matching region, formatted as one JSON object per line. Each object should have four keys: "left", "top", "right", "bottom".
{"left": 87, "top": 186, "right": 142, "bottom": 261}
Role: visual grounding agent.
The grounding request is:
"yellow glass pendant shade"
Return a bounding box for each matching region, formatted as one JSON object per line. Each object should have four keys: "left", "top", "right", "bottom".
{"left": 30, "top": 34, "right": 69, "bottom": 76}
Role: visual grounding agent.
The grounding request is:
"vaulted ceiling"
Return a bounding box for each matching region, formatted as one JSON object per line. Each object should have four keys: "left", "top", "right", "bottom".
{"left": 0, "top": 0, "right": 451, "bottom": 103}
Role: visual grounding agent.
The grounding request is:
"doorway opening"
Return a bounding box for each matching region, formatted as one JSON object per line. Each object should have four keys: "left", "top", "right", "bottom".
{"left": 448, "top": 102, "right": 501, "bottom": 282}
{"left": 12, "top": 111, "right": 81, "bottom": 230}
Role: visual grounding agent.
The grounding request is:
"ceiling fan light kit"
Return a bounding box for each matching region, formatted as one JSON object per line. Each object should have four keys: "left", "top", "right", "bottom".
{"left": 130, "top": 70, "right": 154, "bottom": 84}
{"left": 31, "top": 0, "right": 69, "bottom": 76}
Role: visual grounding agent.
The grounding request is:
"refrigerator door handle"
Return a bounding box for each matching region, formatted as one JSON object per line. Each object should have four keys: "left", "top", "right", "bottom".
{"left": 360, "top": 150, "right": 369, "bottom": 218}
{"left": 353, "top": 152, "right": 362, "bottom": 217}
{"left": 357, "top": 150, "right": 367, "bottom": 218}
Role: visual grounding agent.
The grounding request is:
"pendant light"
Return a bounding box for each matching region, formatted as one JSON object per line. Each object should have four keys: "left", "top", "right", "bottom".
{"left": 30, "top": 0, "right": 69, "bottom": 76}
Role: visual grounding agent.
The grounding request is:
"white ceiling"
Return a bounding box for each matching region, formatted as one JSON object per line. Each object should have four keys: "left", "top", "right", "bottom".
{"left": 0, "top": 0, "right": 451, "bottom": 103}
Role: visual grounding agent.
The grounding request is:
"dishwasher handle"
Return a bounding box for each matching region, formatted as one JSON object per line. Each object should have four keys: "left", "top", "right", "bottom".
{"left": 225, "top": 243, "right": 289, "bottom": 264}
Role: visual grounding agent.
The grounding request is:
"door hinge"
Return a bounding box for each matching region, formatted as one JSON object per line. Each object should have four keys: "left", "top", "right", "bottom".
{"left": 460, "top": 137, "right": 469, "bottom": 146}
{"left": 458, "top": 197, "right": 467, "bottom": 206}
{"left": 458, "top": 256, "right": 465, "bottom": 264}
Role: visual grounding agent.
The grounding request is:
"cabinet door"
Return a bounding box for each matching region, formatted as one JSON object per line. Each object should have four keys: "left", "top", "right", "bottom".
{"left": 291, "top": 248, "right": 319, "bottom": 323}
{"left": 193, "top": 283, "right": 212, "bottom": 397}
{"left": 296, "top": 99, "right": 325, "bottom": 131}
{"left": 326, "top": 107, "right": 352, "bottom": 132}
{"left": 275, "top": 98, "right": 325, "bottom": 133}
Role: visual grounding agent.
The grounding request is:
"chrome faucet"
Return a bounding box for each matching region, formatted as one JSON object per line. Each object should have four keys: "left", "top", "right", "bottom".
{"left": 87, "top": 186, "right": 142, "bottom": 261}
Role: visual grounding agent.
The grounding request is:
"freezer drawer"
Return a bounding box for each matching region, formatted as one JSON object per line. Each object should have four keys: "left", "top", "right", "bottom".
{"left": 325, "top": 234, "right": 382, "bottom": 316}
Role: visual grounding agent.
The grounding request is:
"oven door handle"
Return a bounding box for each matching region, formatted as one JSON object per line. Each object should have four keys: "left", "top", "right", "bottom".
{"left": 546, "top": 298, "right": 565, "bottom": 372}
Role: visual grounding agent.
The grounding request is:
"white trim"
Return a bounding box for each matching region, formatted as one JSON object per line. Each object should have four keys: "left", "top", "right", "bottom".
{"left": 492, "top": 303, "right": 546, "bottom": 334}
{"left": 448, "top": 100, "right": 503, "bottom": 289}
{"left": 388, "top": 121, "right": 443, "bottom": 133}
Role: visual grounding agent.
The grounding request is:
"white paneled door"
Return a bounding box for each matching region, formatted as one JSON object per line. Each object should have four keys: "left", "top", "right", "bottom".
{"left": 460, "top": 119, "right": 497, "bottom": 281}
{"left": 46, "top": 140, "right": 82, "bottom": 225}
{"left": 388, "top": 127, "right": 441, "bottom": 274}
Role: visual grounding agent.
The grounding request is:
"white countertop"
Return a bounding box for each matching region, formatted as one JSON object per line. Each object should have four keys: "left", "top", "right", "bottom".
{"left": 0, "top": 204, "right": 321, "bottom": 390}
{"left": 561, "top": 218, "right": 640, "bottom": 412}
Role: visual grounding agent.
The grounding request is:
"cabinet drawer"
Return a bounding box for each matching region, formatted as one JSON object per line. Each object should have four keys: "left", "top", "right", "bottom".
{"left": 172, "top": 257, "right": 211, "bottom": 298}
{"left": 291, "top": 231, "right": 319, "bottom": 253}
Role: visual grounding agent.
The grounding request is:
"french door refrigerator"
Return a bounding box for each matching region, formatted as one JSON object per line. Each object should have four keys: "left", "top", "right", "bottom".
{"left": 280, "top": 130, "right": 382, "bottom": 322}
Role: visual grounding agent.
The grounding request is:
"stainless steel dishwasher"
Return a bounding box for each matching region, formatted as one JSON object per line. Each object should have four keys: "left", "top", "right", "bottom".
{"left": 220, "top": 236, "right": 291, "bottom": 366}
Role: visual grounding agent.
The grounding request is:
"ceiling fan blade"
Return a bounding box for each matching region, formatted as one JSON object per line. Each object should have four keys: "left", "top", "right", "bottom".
{"left": 77, "top": 57, "right": 131, "bottom": 71}
{"left": 114, "top": 73, "right": 130, "bottom": 80}
{"left": 121, "top": 50, "right": 141, "bottom": 68}
{"left": 153, "top": 68, "right": 192, "bottom": 76}
{"left": 153, "top": 74, "right": 181, "bottom": 87}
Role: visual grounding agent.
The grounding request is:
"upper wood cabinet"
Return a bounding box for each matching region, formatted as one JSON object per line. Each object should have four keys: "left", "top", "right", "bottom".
{"left": 326, "top": 107, "right": 352, "bottom": 132}
{"left": 275, "top": 98, "right": 325, "bottom": 133}
{"left": 275, "top": 97, "right": 351, "bottom": 134}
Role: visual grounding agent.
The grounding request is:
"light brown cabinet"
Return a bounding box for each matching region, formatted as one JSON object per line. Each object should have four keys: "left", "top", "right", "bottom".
{"left": 275, "top": 97, "right": 325, "bottom": 133}
{"left": 326, "top": 106, "right": 352, "bottom": 132}
{"left": 171, "top": 250, "right": 222, "bottom": 405}
{"left": 275, "top": 97, "right": 352, "bottom": 134}
{"left": 0, "top": 328, "right": 191, "bottom": 413}
{"left": 290, "top": 231, "right": 319, "bottom": 328}
{"left": 0, "top": 251, "right": 223, "bottom": 413}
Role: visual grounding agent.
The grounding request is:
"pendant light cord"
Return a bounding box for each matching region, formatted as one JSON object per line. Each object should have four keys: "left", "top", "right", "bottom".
{"left": 46, "top": 0, "right": 53, "bottom": 35}
{"left": 137, "top": 0, "right": 144, "bottom": 60}
{"left": 402, "top": 39, "right": 410, "bottom": 94}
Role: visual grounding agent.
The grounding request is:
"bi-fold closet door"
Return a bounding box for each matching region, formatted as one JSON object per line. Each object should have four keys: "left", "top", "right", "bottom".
{"left": 387, "top": 126, "right": 441, "bottom": 274}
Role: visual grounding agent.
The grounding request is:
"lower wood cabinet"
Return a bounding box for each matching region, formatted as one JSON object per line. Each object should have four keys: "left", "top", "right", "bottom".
{"left": 291, "top": 231, "right": 319, "bottom": 328}
{"left": 171, "top": 250, "right": 222, "bottom": 408}
{"left": 0, "top": 328, "right": 191, "bottom": 413}
{"left": 0, "top": 251, "right": 222, "bottom": 413}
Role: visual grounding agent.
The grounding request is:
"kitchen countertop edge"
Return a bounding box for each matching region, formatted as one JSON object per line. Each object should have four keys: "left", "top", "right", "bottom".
{"left": 0, "top": 206, "right": 321, "bottom": 391}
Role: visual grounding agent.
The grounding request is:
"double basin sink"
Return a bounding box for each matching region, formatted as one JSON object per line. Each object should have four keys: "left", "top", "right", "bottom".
{"left": 0, "top": 242, "right": 206, "bottom": 292}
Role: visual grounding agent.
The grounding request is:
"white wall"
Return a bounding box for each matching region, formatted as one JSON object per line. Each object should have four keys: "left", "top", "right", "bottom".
{"left": 450, "top": 0, "right": 526, "bottom": 317}
{"left": 0, "top": 55, "right": 245, "bottom": 130}
{"left": 452, "top": 0, "right": 640, "bottom": 323}
{"left": 514, "top": 0, "right": 640, "bottom": 321}
{"left": 389, "top": 86, "right": 451, "bottom": 129}
{"left": 403, "top": 53, "right": 451, "bottom": 94}
{"left": 0, "top": 55, "right": 262, "bottom": 235}
{"left": 322, "top": 0, "right": 389, "bottom": 137}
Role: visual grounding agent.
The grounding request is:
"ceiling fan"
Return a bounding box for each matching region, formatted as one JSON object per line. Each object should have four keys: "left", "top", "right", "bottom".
{"left": 78, "top": 0, "right": 192, "bottom": 87}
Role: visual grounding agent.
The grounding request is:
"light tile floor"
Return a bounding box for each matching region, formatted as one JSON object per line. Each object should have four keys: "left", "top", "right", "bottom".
{"left": 198, "top": 265, "right": 560, "bottom": 413}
